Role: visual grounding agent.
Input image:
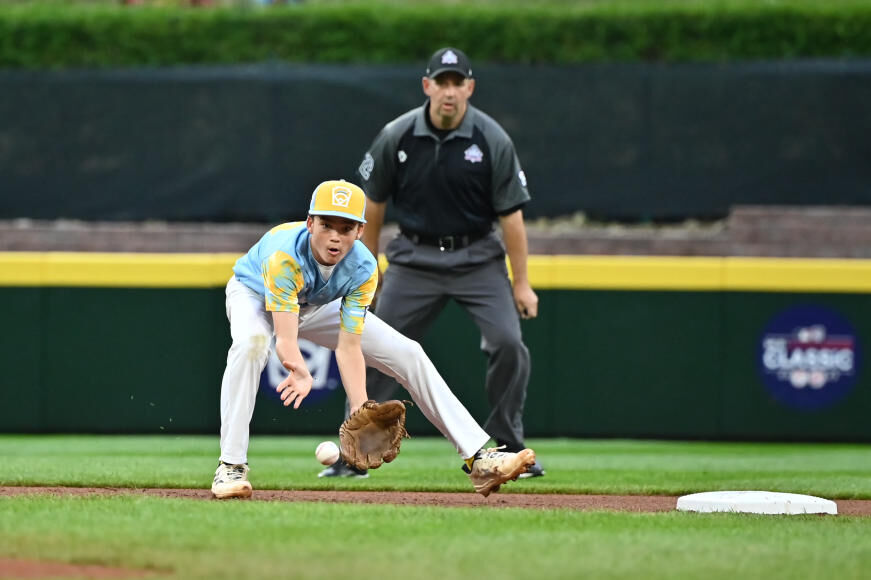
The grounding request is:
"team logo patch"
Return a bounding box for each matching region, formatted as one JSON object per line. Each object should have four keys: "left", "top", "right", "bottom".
{"left": 442, "top": 50, "right": 459, "bottom": 65}
{"left": 398, "top": 150, "right": 407, "bottom": 163}
{"left": 331, "top": 186, "right": 352, "bottom": 208}
{"left": 518, "top": 170, "right": 528, "bottom": 187}
{"left": 464, "top": 144, "right": 484, "bottom": 163}
{"left": 358, "top": 152, "right": 374, "bottom": 181}
{"left": 758, "top": 304, "right": 860, "bottom": 411}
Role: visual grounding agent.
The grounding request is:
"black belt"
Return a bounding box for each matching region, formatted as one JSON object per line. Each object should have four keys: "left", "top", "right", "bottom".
{"left": 401, "top": 229, "right": 490, "bottom": 252}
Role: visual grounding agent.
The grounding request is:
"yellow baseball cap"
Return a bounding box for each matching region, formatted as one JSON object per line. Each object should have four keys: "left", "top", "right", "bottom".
{"left": 308, "top": 180, "right": 367, "bottom": 223}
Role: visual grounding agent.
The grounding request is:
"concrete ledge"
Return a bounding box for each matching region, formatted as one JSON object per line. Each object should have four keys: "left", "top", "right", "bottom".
{"left": 1, "top": 206, "right": 870, "bottom": 258}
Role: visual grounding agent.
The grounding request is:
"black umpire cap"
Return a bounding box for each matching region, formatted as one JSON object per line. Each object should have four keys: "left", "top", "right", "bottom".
{"left": 426, "top": 47, "right": 473, "bottom": 79}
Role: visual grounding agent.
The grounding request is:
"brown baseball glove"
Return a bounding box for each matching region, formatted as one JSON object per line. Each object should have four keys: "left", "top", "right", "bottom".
{"left": 339, "top": 400, "right": 410, "bottom": 471}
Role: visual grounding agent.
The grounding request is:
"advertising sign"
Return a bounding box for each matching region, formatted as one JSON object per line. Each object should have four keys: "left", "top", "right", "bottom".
{"left": 258, "top": 338, "right": 342, "bottom": 406}
{"left": 759, "top": 305, "right": 860, "bottom": 411}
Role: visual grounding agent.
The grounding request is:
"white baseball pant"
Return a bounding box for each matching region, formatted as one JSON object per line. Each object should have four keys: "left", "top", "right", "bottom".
{"left": 219, "top": 276, "right": 490, "bottom": 464}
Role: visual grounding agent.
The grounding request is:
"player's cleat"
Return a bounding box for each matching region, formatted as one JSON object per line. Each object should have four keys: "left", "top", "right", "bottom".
{"left": 211, "top": 462, "right": 253, "bottom": 499}
{"left": 465, "top": 446, "right": 536, "bottom": 497}
{"left": 518, "top": 460, "right": 546, "bottom": 479}
{"left": 497, "top": 440, "right": 545, "bottom": 480}
{"left": 318, "top": 458, "right": 369, "bottom": 478}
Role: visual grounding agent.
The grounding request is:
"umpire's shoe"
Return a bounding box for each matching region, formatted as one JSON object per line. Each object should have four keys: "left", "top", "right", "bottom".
{"left": 318, "top": 458, "right": 369, "bottom": 478}
{"left": 212, "top": 462, "right": 253, "bottom": 499}
{"left": 518, "top": 460, "right": 546, "bottom": 479}
{"left": 464, "top": 447, "right": 536, "bottom": 497}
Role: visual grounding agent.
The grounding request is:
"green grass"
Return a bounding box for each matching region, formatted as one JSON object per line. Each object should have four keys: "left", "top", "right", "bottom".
{"left": 2, "top": 435, "right": 871, "bottom": 498}
{"left": 10, "top": 0, "right": 871, "bottom": 8}
{"left": 2, "top": 495, "right": 871, "bottom": 580}
{"left": 2, "top": 436, "right": 871, "bottom": 579}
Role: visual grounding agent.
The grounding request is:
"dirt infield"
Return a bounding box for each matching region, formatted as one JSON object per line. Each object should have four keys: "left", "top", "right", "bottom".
{"left": 0, "top": 557, "right": 153, "bottom": 579}
{"left": 3, "top": 486, "right": 871, "bottom": 516}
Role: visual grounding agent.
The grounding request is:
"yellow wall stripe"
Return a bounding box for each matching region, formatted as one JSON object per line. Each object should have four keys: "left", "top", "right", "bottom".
{"left": 0, "top": 252, "right": 240, "bottom": 288}
{"left": 723, "top": 257, "right": 871, "bottom": 293}
{"left": 527, "top": 255, "right": 725, "bottom": 290}
{"left": 2, "top": 252, "right": 871, "bottom": 293}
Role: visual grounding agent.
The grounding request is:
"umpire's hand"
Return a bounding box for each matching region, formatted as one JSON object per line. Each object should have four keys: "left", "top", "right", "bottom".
{"left": 513, "top": 282, "right": 539, "bottom": 319}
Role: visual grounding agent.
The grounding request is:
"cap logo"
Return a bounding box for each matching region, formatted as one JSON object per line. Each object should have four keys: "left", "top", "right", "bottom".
{"left": 331, "top": 186, "right": 352, "bottom": 208}
{"left": 441, "top": 50, "right": 459, "bottom": 65}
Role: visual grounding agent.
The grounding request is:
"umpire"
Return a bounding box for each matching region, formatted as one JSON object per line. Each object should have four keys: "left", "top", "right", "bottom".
{"left": 320, "top": 47, "right": 543, "bottom": 479}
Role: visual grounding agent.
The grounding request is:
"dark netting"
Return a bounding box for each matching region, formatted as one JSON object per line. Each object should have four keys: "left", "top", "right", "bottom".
{"left": 1, "top": 61, "right": 869, "bottom": 223}
{"left": 475, "top": 61, "right": 871, "bottom": 222}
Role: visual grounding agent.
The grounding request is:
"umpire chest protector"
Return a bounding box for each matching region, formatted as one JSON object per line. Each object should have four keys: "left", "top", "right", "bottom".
{"left": 359, "top": 102, "right": 530, "bottom": 239}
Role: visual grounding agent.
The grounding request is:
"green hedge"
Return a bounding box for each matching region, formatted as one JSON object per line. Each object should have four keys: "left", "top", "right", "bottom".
{"left": 1, "top": 1, "right": 871, "bottom": 68}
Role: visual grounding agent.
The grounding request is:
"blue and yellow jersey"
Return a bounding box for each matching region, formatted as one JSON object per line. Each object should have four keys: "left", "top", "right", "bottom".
{"left": 233, "top": 221, "right": 377, "bottom": 334}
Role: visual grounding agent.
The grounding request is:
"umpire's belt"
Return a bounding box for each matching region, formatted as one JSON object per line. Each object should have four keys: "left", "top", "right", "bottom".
{"left": 401, "top": 229, "right": 489, "bottom": 252}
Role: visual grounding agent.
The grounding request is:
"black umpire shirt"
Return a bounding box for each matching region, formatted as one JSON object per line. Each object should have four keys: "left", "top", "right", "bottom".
{"left": 356, "top": 101, "right": 531, "bottom": 238}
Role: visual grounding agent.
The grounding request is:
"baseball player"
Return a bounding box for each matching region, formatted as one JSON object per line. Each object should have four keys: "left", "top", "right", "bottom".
{"left": 211, "top": 179, "right": 536, "bottom": 499}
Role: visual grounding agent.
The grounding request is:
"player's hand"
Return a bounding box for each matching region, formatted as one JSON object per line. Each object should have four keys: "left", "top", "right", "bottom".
{"left": 276, "top": 361, "right": 313, "bottom": 409}
{"left": 513, "top": 282, "right": 539, "bottom": 320}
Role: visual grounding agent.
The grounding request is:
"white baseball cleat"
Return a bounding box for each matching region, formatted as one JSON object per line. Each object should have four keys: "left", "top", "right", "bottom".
{"left": 467, "top": 447, "right": 536, "bottom": 497}
{"left": 211, "top": 462, "right": 253, "bottom": 499}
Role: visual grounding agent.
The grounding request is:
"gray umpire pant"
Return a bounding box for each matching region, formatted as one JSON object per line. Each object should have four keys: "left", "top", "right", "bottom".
{"left": 361, "top": 232, "right": 532, "bottom": 451}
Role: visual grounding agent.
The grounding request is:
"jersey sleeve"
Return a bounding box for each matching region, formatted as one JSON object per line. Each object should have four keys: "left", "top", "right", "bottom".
{"left": 357, "top": 122, "right": 400, "bottom": 203}
{"left": 262, "top": 250, "right": 305, "bottom": 313}
{"left": 339, "top": 268, "right": 378, "bottom": 334}
{"left": 489, "top": 129, "right": 531, "bottom": 214}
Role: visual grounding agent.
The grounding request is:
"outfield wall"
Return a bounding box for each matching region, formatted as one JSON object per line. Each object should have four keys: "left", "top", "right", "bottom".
{"left": 2, "top": 253, "right": 869, "bottom": 441}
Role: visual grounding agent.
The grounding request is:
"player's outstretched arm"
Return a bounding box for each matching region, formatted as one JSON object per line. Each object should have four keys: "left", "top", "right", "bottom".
{"left": 272, "top": 311, "right": 313, "bottom": 408}
{"left": 335, "top": 329, "right": 368, "bottom": 414}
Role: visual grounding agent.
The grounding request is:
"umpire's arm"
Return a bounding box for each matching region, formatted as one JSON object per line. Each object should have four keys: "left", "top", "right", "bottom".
{"left": 500, "top": 209, "right": 539, "bottom": 319}
{"left": 361, "top": 199, "right": 386, "bottom": 260}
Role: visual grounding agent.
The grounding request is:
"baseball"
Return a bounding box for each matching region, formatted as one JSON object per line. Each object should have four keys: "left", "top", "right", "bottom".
{"left": 315, "top": 441, "right": 340, "bottom": 465}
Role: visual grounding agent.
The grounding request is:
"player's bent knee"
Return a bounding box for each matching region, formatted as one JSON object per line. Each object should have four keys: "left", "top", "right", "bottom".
{"left": 393, "top": 336, "right": 427, "bottom": 362}
{"left": 233, "top": 333, "right": 271, "bottom": 363}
